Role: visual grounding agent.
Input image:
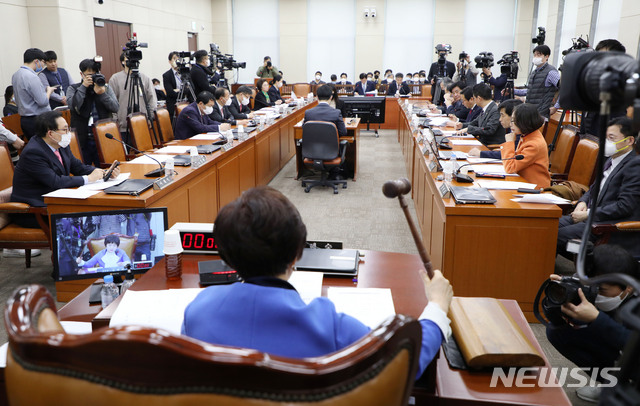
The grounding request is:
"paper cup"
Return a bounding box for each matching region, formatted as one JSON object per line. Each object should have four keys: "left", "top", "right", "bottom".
{"left": 163, "top": 229, "right": 183, "bottom": 255}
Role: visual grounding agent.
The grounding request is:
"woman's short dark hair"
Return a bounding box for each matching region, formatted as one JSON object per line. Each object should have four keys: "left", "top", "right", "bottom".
{"left": 104, "top": 234, "right": 120, "bottom": 246}
{"left": 513, "top": 103, "right": 544, "bottom": 135}
{"left": 498, "top": 99, "right": 523, "bottom": 117}
{"left": 256, "top": 79, "right": 268, "bottom": 91}
{"left": 270, "top": 74, "right": 283, "bottom": 86}
{"left": 36, "top": 110, "right": 63, "bottom": 138}
{"left": 214, "top": 187, "right": 307, "bottom": 278}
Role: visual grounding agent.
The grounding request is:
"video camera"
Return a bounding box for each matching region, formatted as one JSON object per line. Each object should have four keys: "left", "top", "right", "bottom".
{"left": 175, "top": 51, "right": 193, "bottom": 77}
{"left": 497, "top": 51, "right": 519, "bottom": 79}
{"left": 458, "top": 52, "right": 468, "bottom": 62}
{"left": 209, "top": 43, "right": 246, "bottom": 71}
{"left": 535, "top": 276, "right": 598, "bottom": 326}
{"left": 123, "top": 33, "right": 148, "bottom": 70}
{"left": 474, "top": 52, "right": 494, "bottom": 69}
{"left": 562, "top": 36, "right": 591, "bottom": 56}
{"left": 532, "top": 26, "right": 546, "bottom": 46}
{"left": 435, "top": 44, "right": 452, "bottom": 65}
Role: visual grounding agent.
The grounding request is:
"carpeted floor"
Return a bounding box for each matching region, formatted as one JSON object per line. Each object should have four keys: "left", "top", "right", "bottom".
{"left": 0, "top": 129, "right": 589, "bottom": 405}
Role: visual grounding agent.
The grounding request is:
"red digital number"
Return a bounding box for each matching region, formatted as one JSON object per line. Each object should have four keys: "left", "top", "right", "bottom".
{"left": 206, "top": 237, "right": 215, "bottom": 249}
{"left": 182, "top": 233, "right": 193, "bottom": 248}
{"left": 194, "top": 233, "right": 204, "bottom": 249}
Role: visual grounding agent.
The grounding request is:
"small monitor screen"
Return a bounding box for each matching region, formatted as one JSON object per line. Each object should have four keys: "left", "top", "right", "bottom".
{"left": 51, "top": 208, "right": 168, "bottom": 281}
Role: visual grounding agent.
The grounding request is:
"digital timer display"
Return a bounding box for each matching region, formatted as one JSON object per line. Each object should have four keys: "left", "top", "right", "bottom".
{"left": 170, "top": 223, "right": 219, "bottom": 254}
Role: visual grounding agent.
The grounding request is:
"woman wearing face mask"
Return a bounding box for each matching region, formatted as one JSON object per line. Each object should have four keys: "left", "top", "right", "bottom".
{"left": 267, "top": 75, "right": 285, "bottom": 105}
{"left": 546, "top": 244, "right": 638, "bottom": 403}
{"left": 229, "top": 86, "right": 255, "bottom": 120}
{"left": 501, "top": 103, "right": 550, "bottom": 189}
{"left": 254, "top": 79, "right": 274, "bottom": 110}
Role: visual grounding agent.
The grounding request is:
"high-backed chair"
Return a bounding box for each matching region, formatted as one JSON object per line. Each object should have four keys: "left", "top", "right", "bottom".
{"left": 93, "top": 119, "right": 127, "bottom": 167}
{"left": 5, "top": 284, "right": 422, "bottom": 406}
{"left": 1, "top": 114, "right": 23, "bottom": 138}
{"left": 0, "top": 144, "right": 50, "bottom": 268}
{"left": 175, "top": 102, "right": 189, "bottom": 118}
{"left": 420, "top": 84, "right": 432, "bottom": 99}
{"left": 127, "top": 112, "right": 154, "bottom": 152}
{"left": 301, "top": 121, "right": 348, "bottom": 194}
{"left": 68, "top": 129, "right": 83, "bottom": 161}
{"left": 562, "top": 137, "right": 599, "bottom": 187}
{"left": 86, "top": 233, "right": 137, "bottom": 258}
{"left": 293, "top": 83, "right": 311, "bottom": 98}
{"left": 549, "top": 125, "right": 579, "bottom": 174}
{"left": 155, "top": 108, "right": 174, "bottom": 144}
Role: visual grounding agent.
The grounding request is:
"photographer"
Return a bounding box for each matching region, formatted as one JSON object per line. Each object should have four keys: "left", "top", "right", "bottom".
{"left": 162, "top": 52, "right": 192, "bottom": 122}
{"left": 557, "top": 117, "right": 640, "bottom": 259}
{"left": 190, "top": 50, "right": 220, "bottom": 97}
{"left": 256, "top": 56, "right": 279, "bottom": 79}
{"left": 546, "top": 244, "right": 638, "bottom": 403}
{"left": 427, "top": 45, "right": 456, "bottom": 83}
{"left": 67, "top": 58, "right": 118, "bottom": 165}
{"left": 514, "top": 45, "right": 559, "bottom": 118}
{"left": 452, "top": 53, "right": 479, "bottom": 87}
{"left": 482, "top": 67, "right": 507, "bottom": 101}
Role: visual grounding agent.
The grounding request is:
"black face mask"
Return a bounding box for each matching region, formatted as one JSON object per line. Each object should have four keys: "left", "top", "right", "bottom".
{"left": 374, "top": 74, "right": 379, "bottom": 78}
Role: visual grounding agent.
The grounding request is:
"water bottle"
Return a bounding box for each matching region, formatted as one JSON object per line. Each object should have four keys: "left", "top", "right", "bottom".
{"left": 120, "top": 268, "right": 135, "bottom": 296}
{"left": 190, "top": 147, "right": 198, "bottom": 168}
{"left": 237, "top": 125, "right": 244, "bottom": 141}
{"left": 101, "top": 275, "right": 119, "bottom": 309}
{"left": 164, "top": 157, "right": 174, "bottom": 178}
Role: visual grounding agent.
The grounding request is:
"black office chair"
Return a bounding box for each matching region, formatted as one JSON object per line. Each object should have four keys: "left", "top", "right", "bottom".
{"left": 301, "top": 121, "right": 348, "bottom": 194}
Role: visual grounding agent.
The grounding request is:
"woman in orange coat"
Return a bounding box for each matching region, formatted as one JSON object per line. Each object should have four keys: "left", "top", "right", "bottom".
{"left": 501, "top": 103, "right": 550, "bottom": 189}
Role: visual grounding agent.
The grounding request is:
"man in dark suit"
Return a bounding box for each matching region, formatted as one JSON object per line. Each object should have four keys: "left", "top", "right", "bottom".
{"left": 303, "top": 85, "right": 346, "bottom": 137}
{"left": 386, "top": 73, "right": 410, "bottom": 96}
{"left": 427, "top": 46, "right": 456, "bottom": 83}
{"left": 455, "top": 83, "right": 505, "bottom": 145}
{"left": 354, "top": 73, "right": 376, "bottom": 95}
{"left": 209, "top": 87, "right": 251, "bottom": 127}
{"left": 162, "top": 52, "right": 193, "bottom": 122}
{"left": 229, "top": 85, "right": 255, "bottom": 120}
{"left": 338, "top": 73, "right": 352, "bottom": 85}
{"left": 10, "top": 111, "right": 113, "bottom": 228}
{"left": 189, "top": 50, "right": 220, "bottom": 97}
{"left": 557, "top": 117, "right": 640, "bottom": 259}
{"left": 174, "top": 91, "right": 230, "bottom": 140}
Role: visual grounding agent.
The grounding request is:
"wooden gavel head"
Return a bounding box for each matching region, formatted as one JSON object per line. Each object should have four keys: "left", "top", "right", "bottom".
{"left": 382, "top": 178, "right": 412, "bottom": 198}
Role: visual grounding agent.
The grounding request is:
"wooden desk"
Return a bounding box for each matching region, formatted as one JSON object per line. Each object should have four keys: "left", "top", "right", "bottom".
{"left": 398, "top": 100, "right": 562, "bottom": 322}
{"left": 54, "top": 251, "right": 569, "bottom": 406}
{"left": 293, "top": 117, "right": 361, "bottom": 180}
{"left": 46, "top": 102, "right": 314, "bottom": 301}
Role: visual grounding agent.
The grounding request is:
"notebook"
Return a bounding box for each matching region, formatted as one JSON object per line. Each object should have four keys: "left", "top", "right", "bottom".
{"left": 294, "top": 249, "right": 360, "bottom": 276}
{"left": 449, "top": 186, "right": 496, "bottom": 205}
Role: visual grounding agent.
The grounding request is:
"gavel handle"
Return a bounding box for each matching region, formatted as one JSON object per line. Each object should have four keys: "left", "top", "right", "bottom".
{"left": 397, "top": 194, "right": 434, "bottom": 279}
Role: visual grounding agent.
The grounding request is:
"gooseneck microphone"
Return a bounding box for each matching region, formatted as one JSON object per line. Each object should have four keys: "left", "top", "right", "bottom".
{"left": 105, "top": 133, "right": 165, "bottom": 177}
{"left": 455, "top": 154, "right": 524, "bottom": 183}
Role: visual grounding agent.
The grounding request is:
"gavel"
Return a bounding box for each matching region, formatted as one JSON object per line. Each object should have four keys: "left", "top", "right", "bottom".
{"left": 382, "top": 178, "right": 434, "bottom": 279}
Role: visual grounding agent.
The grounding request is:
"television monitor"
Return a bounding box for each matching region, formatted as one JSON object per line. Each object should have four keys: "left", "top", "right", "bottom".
{"left": 51, "top": 207, "right": 168, "bottom": 281}
{"left": 341, "top": 96, "right": 386, "bottom": 124}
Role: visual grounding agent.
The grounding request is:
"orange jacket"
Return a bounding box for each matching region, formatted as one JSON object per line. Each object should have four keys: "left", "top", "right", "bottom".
{"left": 500, "top": 130, "right": 550, "bottom": 189}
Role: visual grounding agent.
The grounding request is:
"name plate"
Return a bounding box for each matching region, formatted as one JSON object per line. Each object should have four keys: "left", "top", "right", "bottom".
{"left": 422, "top": 145, "right": 430, "bottom": 156}
{"left": 428, "top": 160, "right": 438, "bottom": 172}
{"left": 153, "top": 175, "right": 174, "bottom": 190}
{"left": 417, "top": 135, "right": 424, "bottom": 144}
{"left": 221, "top": 141, "right": 234, "bottom": 152}
{"left": 191, "top": 155, "right": 206, "bottom": 169}
{"left": 438, "top": 183, "right": 450, "bottom": 198}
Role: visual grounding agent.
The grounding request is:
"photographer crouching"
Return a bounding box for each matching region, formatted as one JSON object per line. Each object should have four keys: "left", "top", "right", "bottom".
{"left": 542, "top": 244, "right": 638, "bottom": 403}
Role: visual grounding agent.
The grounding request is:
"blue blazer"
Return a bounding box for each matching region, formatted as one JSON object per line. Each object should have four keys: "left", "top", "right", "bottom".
{"left": 11, "top": 136, "right": 94, "bottom": 207}
{"left": 182, "top": 278, "right": 443, "bottom": 379}
{"left": 354, "top": 81, "right": 376, "bottom": 95}
{"left": 303, "top": 102, "right": 347, "bottom": 137}
{"left": 174, "top": 102, "right": 221, "bottom": 140}
{"left": 387, "top": 81, "right": 410, "bottom": 96}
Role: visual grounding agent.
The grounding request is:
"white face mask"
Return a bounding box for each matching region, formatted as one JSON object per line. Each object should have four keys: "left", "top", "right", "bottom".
{"left": 57, "top": 132, "right": 71, "bottom": 148}
{"left": 225, "top": 98, "right": 232, "bottom": 106}
{"left": 241, "top": 96, "right": 250, "bottom": 106}
{"left": 604, "top": 137, "right": 630, "bottom": 157}
{"left": 341, "top": 78, "right": 346, "bottom": 84}
{"left": 315, "top": 75, "right": 321, "bottom": 81}
{"left": 595, "top": 292, "right": 625, "bottom": 312}
{"left": 532, "top": 56, "right": 543, "bottom": 66}
{"left": 154, "top": 85, "right": 161, "bottom": 90}
{"left": 203, "top": 105, "right": 213, "bottom": 115}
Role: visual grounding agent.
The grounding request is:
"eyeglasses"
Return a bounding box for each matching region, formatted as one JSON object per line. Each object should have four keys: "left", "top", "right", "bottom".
{"left": 53, "top": 127, "right": 69, "bottom": 133}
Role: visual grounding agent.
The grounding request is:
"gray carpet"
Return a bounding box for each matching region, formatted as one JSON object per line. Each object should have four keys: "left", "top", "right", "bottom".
{"left": 0, "top": 129, "right": 589, "bottom": 405}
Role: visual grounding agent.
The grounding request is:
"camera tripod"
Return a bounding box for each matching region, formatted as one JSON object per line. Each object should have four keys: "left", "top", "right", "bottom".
{"left": 123, "top": 66, "right": 160, "bottom": 146}
{"left": 176, "top": 71, "right": 196, "bottom": 104}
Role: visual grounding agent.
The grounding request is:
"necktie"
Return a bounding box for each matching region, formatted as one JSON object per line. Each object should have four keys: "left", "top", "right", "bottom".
{"left": 53, "top": 149, "right": 63, "bottom": 166}
{"left": 603, "top": 159, "right": 612, "bottom": 172}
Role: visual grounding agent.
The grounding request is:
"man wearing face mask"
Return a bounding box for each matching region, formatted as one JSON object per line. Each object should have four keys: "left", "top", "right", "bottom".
{"left": 190, "top": 50, "right": 220, "bottom": 97}
{"left": 209, "top": 87, "right": 251, "bottom": 127}
{"left": 452, "top": 53, "right": 479, "bottom": 87}
{"left": 557, "top": 117, "right": 640, "bottom": 259}
{"left": 11, "top": 48, "right": 57, "bottom": 140}
{"left": 229, "top": 86, "right": 255, "bottom": 120}
{"left": 513, "top": 45, "right": 559, "bottom": 119}
{"left": 10, "top": 110, "right": 113, "bottom": 228}
{"left": 174, "top": 91, "right": 230, "bottom": 140}
{"left": 546, "top": 244, "right": 638, "bottom": 403}
{"left": 339, "top": 73, "right": 352, "bottom": 85}
{"left": 354, "top": 73, "right": 376, "bottom": 95}
{"left": 163, "top": 52, "right": 192, "bottom": 122}
{"left": 310, "top": 71, "right": 325, "bottom": 86}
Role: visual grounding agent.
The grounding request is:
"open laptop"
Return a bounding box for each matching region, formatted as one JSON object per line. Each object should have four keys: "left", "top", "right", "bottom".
{"left": 294, "top": 248, "right": 360, "bottom": 276}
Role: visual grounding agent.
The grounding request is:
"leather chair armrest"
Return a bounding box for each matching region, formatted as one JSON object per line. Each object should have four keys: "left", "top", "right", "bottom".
{"left": 485, "top": 144, "right": 501, "bottom": 150}
{"left": 613, "top": 221, "right": 640, "bottom": 231}
{"left": 0, "top": 202, "right": 32, "bottom": 213}
{"left": 591, "top": 223, "right": 618, "bottom": 236}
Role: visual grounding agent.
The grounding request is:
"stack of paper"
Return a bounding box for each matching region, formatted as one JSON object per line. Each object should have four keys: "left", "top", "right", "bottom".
{"left": 191, "top": 133, "right": 223, "bottom": 140}
{"left": 476, "top": 181, "right": 537, "bottom": 190}
{"left": 466, "top": 157, "right": 502, "bottom": 164}
{"left": 79, "top": 173, "right": 130, "bottom": 191}
{"left": 128, "top": 154, "right": 173, "bottom": 165}
{"left": 155, "top": 145, "right": 196, "bottom": 154}
{"left": 428, "top": 117, "right": 449, "bottom": 126}
{"left": 512, "top": 194, "right": 570, "bottom": 204}
{"left": 450, "top": 139, "right": 483, "bottom": 146}
{"left": 42, "top": 189, "right": 101, "bottom": 199}
{"left": 470, "top": 164, "right": 520, "bottom": 176}
{"left": 327, "top": 287, "right": 395, "bottom": 329}
{"left": 289, "top": 271, "right": 323, "bottom": 304}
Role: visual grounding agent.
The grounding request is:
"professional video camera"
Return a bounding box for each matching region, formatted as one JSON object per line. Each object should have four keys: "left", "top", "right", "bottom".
{"left": 497, "top": 51, "right": 519, "bottom": 79}
{"left": 90, "top": 56, "right": 106, "bottom": 87}
{"left": 458, "top": 52, "right": 468, "bottom": 62}
{"left": 532, "top": 26, "right": 546, "bottom": 45}
{"left": 474, "top": 52, "right": 494, "bottom": 69}
{"left": 175, "top": 51, "right": 193, "bottom": 77}
{"left": 562, "top": 36, "right": 591, "bottom": 56}
{"left": 123, "top": 32, "right": 148, "bottom": 70}
{"left": 534, "top": 276, "right": 598, "bottom": 326}
{"left": 209, "top": 43, "right": 246, "bottom": 71}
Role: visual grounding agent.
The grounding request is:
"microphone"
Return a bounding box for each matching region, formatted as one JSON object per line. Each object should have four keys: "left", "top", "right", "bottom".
{"left": 455, "top": 154, "right": 524, "bottom": 183}
{"left": 105, "top": 133, "right": 165, "bottom": 177}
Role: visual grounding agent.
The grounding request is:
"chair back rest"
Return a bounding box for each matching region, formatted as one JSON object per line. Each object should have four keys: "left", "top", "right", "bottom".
{"left": 567, "top": 138, "right": 600, "bottom": 186}
{"left": 1, "top": 114, "right": 22, "bottom": 137}
{"left": 93, "top": 119, "right": 127, "bottom": 165}
{"left": 175, "top": 102, "right": 189, "bottom": 118}
{"left": 5, "top": 284, "right": 421, "bottom": 406}
{"left": 408, "top": 84, "right": 422, "bottom": 96}
{"left": 58, "top": 107, "right": 71, "bottom": 126}
{"left": 128, "top": 113, "right": 153, "bottom": 152}
{"left": 0, "top": 143, "right": 14, "bottom": 190}
{"left": 87, "top": 233, "right": 137, "bottom": 260}
{"left": 421, "top": 84, "right": 432, "bottom": 99}
{"left": 280, "top": 83, "right": 293, "bottom": 97}
{"left": 302, "top": 121, "right": 340, "bottom": 161}
{"left": 549, "top": 125, "right": 579, "bottom": 173}
{"left": 293, "top": 84, "right": 311, "bottom": 98}
{"left": 155, "top": 108, "right": 174, "bottom": 143}
{"left": 68, "top": 129, "right": 83, "bottom": 162}
{"left": 336, "top": 84, "right": 355, "bottom": 96}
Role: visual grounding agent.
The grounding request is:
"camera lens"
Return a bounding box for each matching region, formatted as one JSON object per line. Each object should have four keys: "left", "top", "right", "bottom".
{"left": 545, "top": 281, "right": 567, "bottom": 305}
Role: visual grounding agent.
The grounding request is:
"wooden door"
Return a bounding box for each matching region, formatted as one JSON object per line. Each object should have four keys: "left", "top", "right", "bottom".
{"left": 94, "top": 19, "right": 131, "bottom": 81}
{"left": 188, "top": 32, "right": 198, "bottom": 52}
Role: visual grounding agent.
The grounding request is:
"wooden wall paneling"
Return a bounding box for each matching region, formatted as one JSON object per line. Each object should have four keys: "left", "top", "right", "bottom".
{"left": 187, "top": 169, "right": 217, "bottom": 222}
{"left": 255, "top": 134, "right": 271, "bottom": 186}
{"left": 269, "top": 129, "right": 280, "bottom": 179}
{"left": 217, "top": 153, "right": 240, "bottom": 209}
{"left": 153, "top": 187, "right": 189, "bottom": 227}
{"left": 238, "top": 142, "right": 256, "bottom": 192}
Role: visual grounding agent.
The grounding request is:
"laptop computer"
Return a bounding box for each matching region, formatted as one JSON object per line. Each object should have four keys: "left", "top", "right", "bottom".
{"left": 294, "top": 248, "right": 360, "bottom": 276}
{"left": 104, "top": 179, "right": 155, "bottom": 196}
{"left": 449, "top": 186, "right": 497, "bottom": 204}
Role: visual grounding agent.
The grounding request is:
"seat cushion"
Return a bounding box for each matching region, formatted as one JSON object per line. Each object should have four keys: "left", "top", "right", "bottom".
{"left": 304, "top": 157, "right": 342, "bottom": 166}
{"left": 0, "top": 224, "right": 48, "bottom": 243}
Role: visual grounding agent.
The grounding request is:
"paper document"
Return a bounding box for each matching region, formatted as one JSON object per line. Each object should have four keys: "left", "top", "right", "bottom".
{"left": 79, "top": 173, "right": 130, "bottom": 191}
{"left": 439, "top": 151, "right": 468, "bottom": 159}
{"left": 441, "top": 130, "right": 472, "bottom": 137}
{"left": 60, "top": 321, "right": 93, "bottom": 334}
{"left": 466, "top": 157, "right": 503, "bottom": 164}
{"left": 155, "top": 145, "right": 196, "bottom": 154}
{"left": 128, "top": 154, "right": 173, "bottom": 165}
{"left": 512, "top": 194, "right": 570, "bottom": 204}
{"left": 450, "top": 139, "right": 483, "bottom": 146}
{"left": 476, "top": 181, "right": 537, "bottom": 190}
{"left": 109, "top": 288, "right": 204, "bottom": 335}
{"left": 43, "top": 188, "right": 101, "bottom": 199}
{"left": 289, "top": 271, "right": 323, "bottom": 304}
{"left": 191, "top": 133, "right": 223, "bottom": 140}
{"left": 327, "top": 287, "right": 395, "bottom": 329}
{"left": 427, "top": 117, "right": 449, "bottom": 126}
{"left": 0, "top": 343, "right": 6, "bottom": 368}
{"left": 470, "top": 164, "right": 519, "bottom": 176}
